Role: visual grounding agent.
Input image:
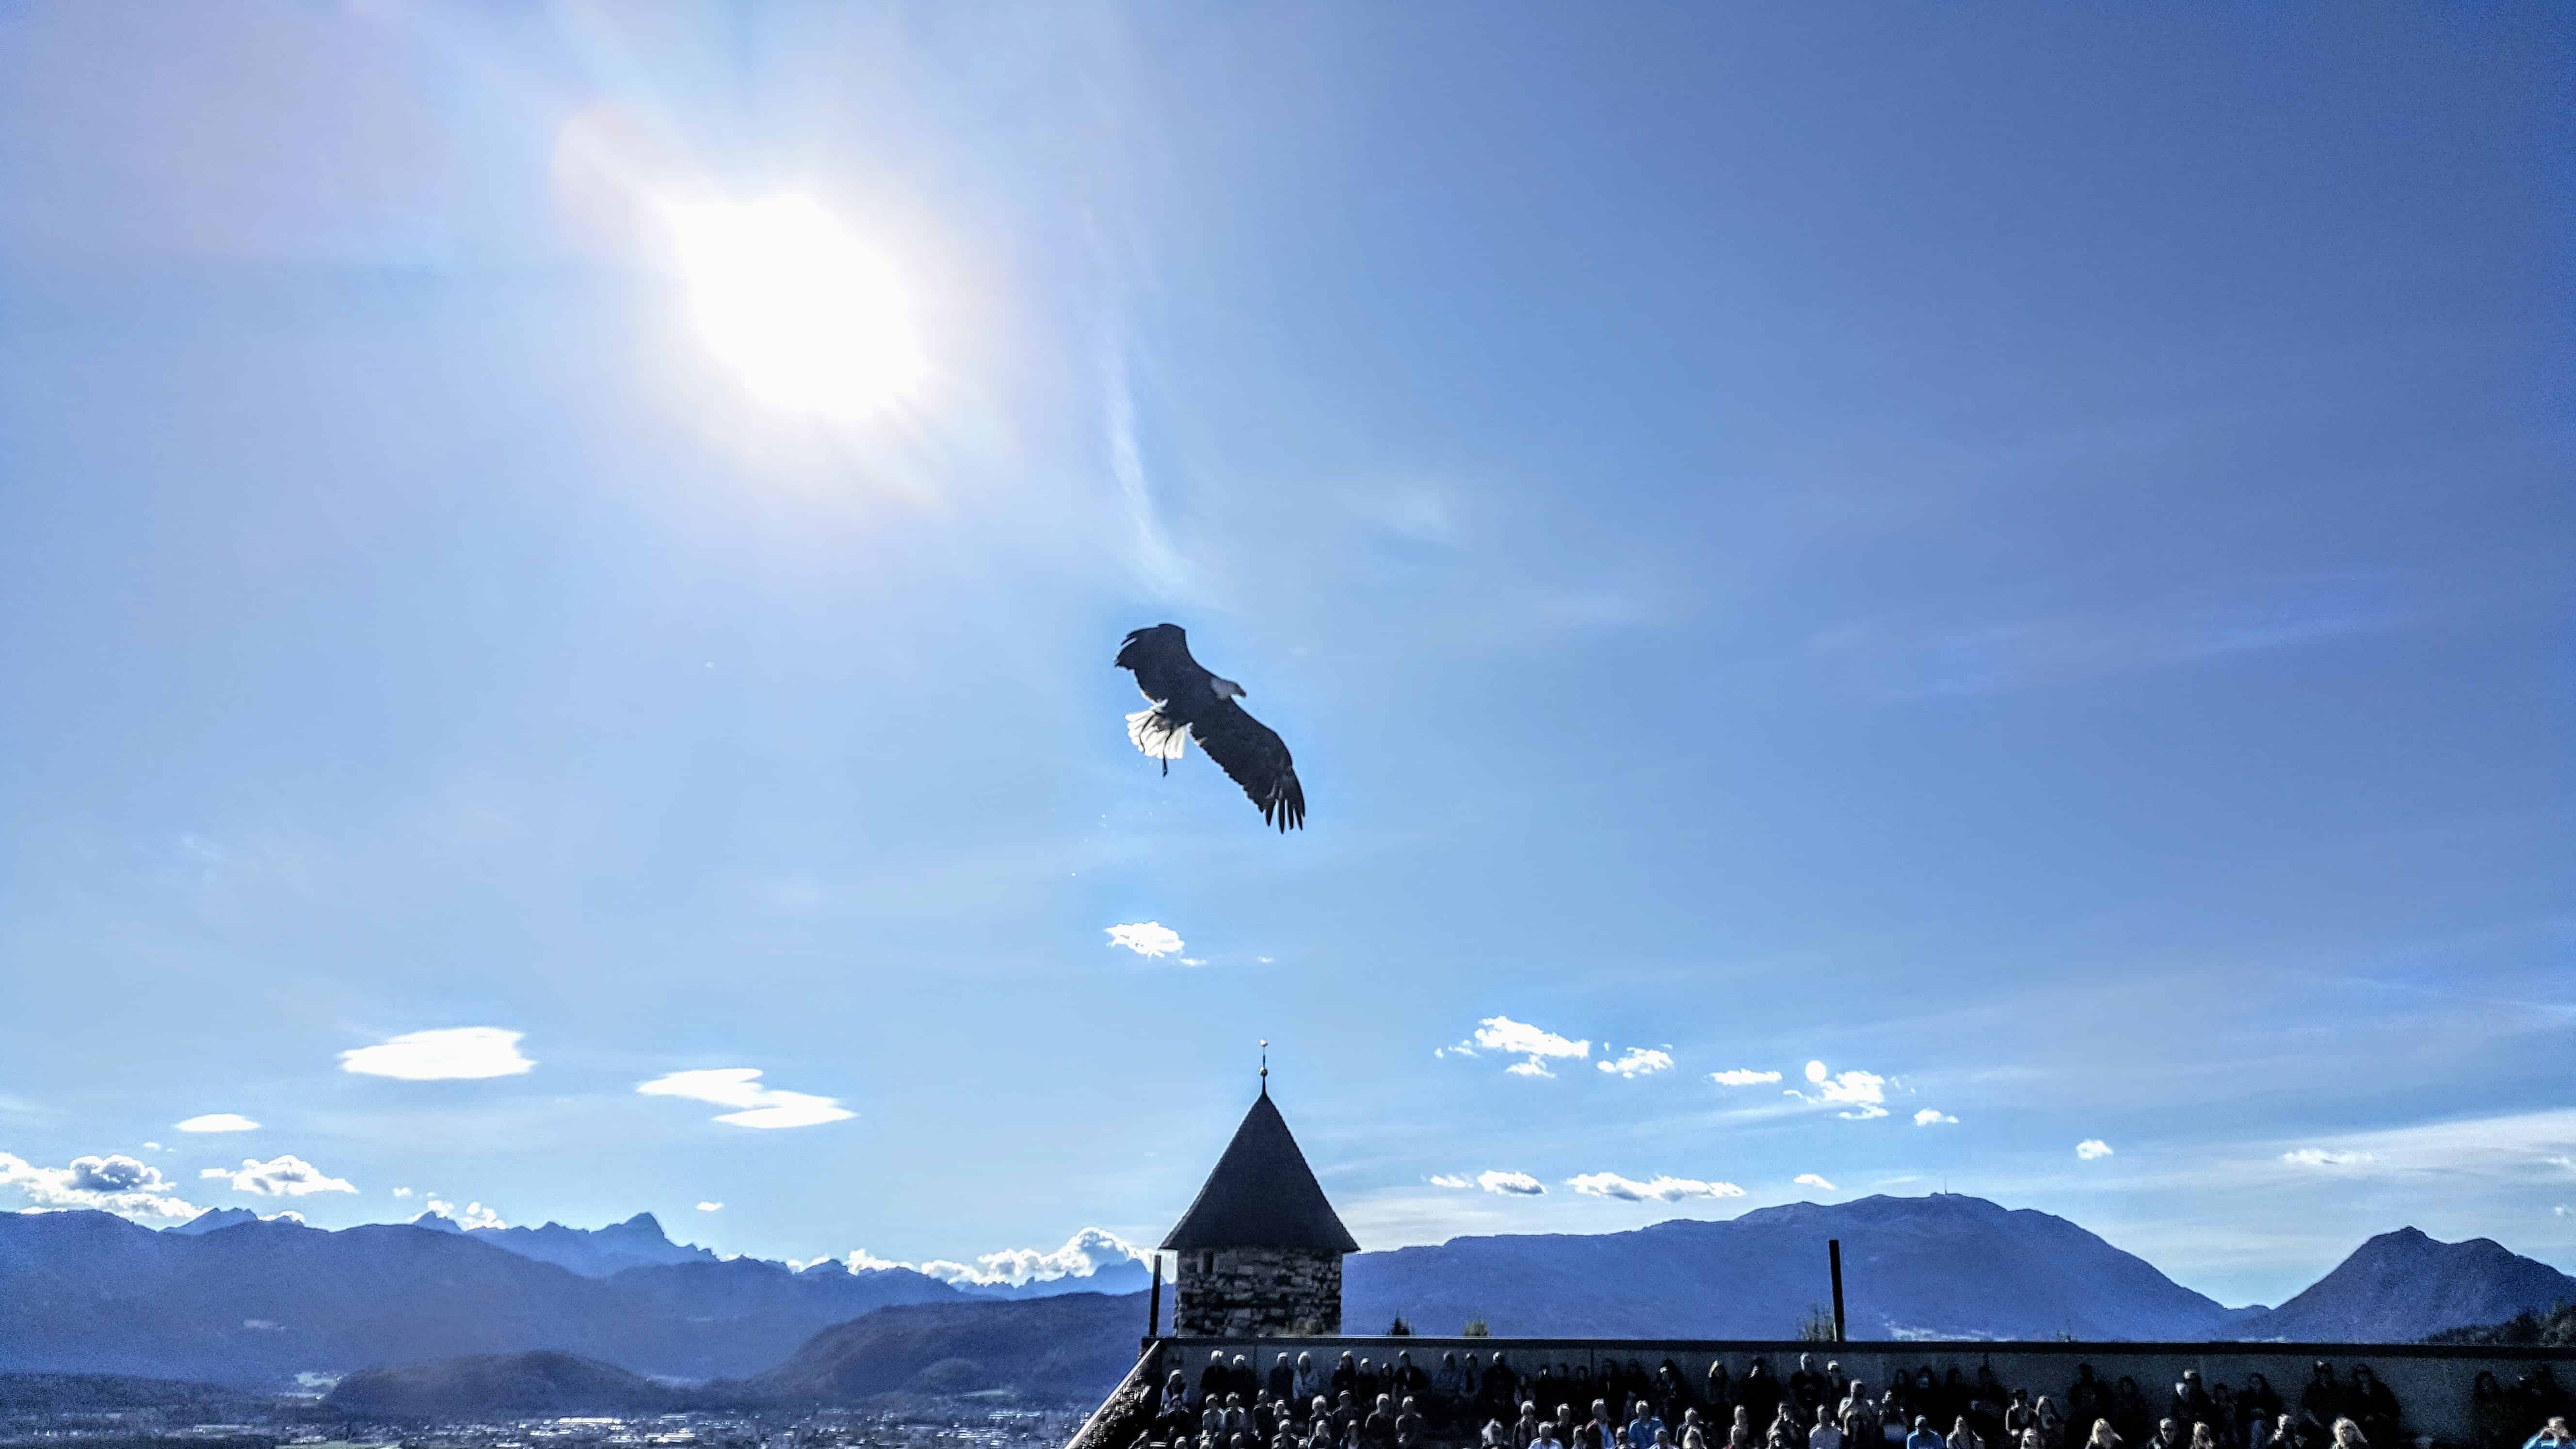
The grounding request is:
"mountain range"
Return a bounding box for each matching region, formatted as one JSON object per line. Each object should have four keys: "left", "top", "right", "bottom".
{"left": 2245, "top": 1225, "right": 2576, "bottom": 1341}
{"left": 191, "top": 1205, "right": 1153, "bottom": 1297}
{"left": 410, "top": 1211, "right": 721, "bottom": 1277}
{"left": 7, "top": 1193, "right": 2571, "bottom": 1395}
{"left": 1348, "top": 1194, "right": 2267, "bottom": 1341}
{"left": 0, "top": 1209, "right": 960, "bottom": 1383}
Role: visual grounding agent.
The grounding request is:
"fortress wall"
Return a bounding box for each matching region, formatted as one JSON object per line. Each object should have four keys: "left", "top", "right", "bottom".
{"left": 1160, "top": 1337, "right": 2561, "bottom": 1446}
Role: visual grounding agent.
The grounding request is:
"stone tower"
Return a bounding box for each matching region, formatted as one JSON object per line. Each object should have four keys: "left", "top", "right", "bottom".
{"left": 1160, "top": 1085, "right": 1359, "bottom": 1336}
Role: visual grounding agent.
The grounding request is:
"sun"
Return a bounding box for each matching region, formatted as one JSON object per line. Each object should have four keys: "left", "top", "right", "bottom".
{"left": 665, "top": 193, "right": 927, "bottom": 419}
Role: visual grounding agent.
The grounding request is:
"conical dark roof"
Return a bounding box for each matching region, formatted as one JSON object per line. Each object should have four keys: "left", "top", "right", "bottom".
{"left": 1160, "top": 1090, "right": 1360, "bottom": 1253}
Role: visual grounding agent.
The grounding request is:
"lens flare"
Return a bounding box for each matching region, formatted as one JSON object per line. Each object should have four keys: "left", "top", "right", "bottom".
{"left": 666, "top": 194, "right": 926, "bottom": 418}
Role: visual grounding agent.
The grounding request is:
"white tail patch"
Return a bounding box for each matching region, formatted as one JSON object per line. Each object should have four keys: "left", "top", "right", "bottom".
{"left": 1127, "top": 706, "right": 1190, "bottom": 760}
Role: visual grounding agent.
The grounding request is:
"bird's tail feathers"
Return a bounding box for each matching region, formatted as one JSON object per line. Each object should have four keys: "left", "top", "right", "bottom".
{"left": 1127, "top": 707, "right": 1190, "bottom": 769}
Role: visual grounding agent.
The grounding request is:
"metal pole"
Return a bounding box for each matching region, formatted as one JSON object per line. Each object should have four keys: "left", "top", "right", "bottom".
{"left": 1828, "top": 1239, "right": 1847, "bottom": 1344}
{"left": 1148, "top": 1253, "right": 1164, "bottom": 1348}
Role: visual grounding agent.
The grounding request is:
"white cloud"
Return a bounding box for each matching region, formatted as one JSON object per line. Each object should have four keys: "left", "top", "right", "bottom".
{"left": 2281, "top": 1148, "right": 2376, "bottom": 1168}
{"left": 636, "top": 1068, "right": 855, "bottom": 1129}
{"left": 1710, "top": 1069, "right": 1782, "bottom": 1087}
{"left": 1794, "top": 1174, "right": 1836, "bottom": 1191}
{"left": 417, "top": 1197, "right": 505, "bottom": 1230}
{"left": 2556, "top": 1205, "right": 2568, "bottom": 1217}
{"left": 1105, "top": 922, "right": 1184, "bottom": 958}
{"left": 1791, "top": 1061, "right": 1890, "bottom": 1119}
{"left": 1567, "top": 1172, "right": 1746, "bottom": 1202}
{"left": 0, "top": 1152, "right": 204, "bottom": 1221}
{"left": 696, "top": 1200, "right": 724, "bottom": 1212}
{"left": 142, "top": 1142, "right": 162, "bottom": 1151}
{"left": 1914, "top": 1109, "right": 1958, "bottom": 1126}
{"left": 933, "top": 1227, "right": 1144, "bottom": 1286}
{"left": 339, "top": 1027, "right": 534, "bottom": 1081}
{"left": 1177, "top": 957, "right": 1207, "bottom": 967}
{"left": 1450, "top": 1016, "right": 1591, "bottom": 1078}
{"left": 175, "top": 1113, "right": 260, "bottom": 1133}
{"left": 2077, "top": 1139, "right": 2114, "bottom": 1160}
{"left": 823, "top": 1228, "right": 1145, "bottom": 1286}
{"left": 1431, "top": 1170, "right": 1546, "bottom": 1196}
{"left": 199, "top": 1154, "right": 356, "bottom": 1197}
{"left": 391, "top": 1186, "right": 412, "bottom": 1198}
{"left": 1597, "top": 1047, "right": 1674, "bottom": 1079}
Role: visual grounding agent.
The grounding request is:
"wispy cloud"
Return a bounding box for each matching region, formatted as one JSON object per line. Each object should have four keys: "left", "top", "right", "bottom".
{"left": 1597, "top": 1046, "right": 1674, "bottom": 1079}
{"left": 1105, "top": 921, "right": 1184, "bottom": 958}
{"left": 1430, "top": 1170, "right": 1546, "bottom": 1196}
{"left": 636, "top": 1068, "right": 856, "bottom": 1129}
{"left": 1794, "top": 1173, "right": 1836, "bottom": 1191}
{"left": 1441, "top": 1016, "right": 1591, "bottom": 1078}
{"left": 2077, "top": 1139, "right": 2115, "bottom": 1160}
{"left": 1710, "top": 1068, "right": 1783, "bottom": 1087}
{"left": 1567, "top": 1172, "right": 1745, "bottom": 1202}
{"left": 0, "top": 1152, "right": 202, "bottom": 1221}
{"left": 200, "top": 1153, "right": 355, "bottom": 1197}
{"left": 339, "top": 1027, "right": 533, "bottom": 1081}
{"left": 697, "top": 1200, "right": 724, "bottom": 1211}
{"left": 1102, "top": 334, "right": 1190, "bottom": 596}
{"left": 2281, "top": 1148, "right": 2375, "bottom": 1168}
{"left": 1808, "top": 576, "right": 2409, "bottom": 702}
{"left": 175, "top": 1113, "right": 260, "bottom": 1133}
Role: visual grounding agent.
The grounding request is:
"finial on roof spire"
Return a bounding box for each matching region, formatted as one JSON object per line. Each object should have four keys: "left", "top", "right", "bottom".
{"left": 1259, "top": 1039, "right": 1269, "bottom": 1095}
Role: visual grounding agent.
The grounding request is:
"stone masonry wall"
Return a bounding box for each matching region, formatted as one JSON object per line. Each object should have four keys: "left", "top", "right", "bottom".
{"left": 1175, "top": 1247, "right": 1342, "bottom": 1336}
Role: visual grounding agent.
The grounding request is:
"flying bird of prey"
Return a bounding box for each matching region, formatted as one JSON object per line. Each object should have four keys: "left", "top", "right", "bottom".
{"left": 1114, "top": 623, "right": 1306, "bottom": 832}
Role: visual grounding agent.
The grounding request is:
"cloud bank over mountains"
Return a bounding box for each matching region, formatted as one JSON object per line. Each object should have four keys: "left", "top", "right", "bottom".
{"left": 200, "top": 1154, "right": 356, "bottom": 1197}
{"left": 829, "top": 1226, "right": 1146, "bottom": 1286}
{"left": 0, "top": 1152, "right": 202, "bottom": 1220}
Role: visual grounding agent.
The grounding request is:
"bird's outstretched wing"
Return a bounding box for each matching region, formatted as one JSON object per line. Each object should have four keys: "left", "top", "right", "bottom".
{"left": 1114, "top": 624, "right": 1204, "bottom": 710}
{"left": 1190, "top": 699, "right": 1306, "bottom": 832}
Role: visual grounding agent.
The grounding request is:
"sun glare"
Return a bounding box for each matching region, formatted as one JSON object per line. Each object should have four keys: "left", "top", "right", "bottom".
{"left": 666, "top": 194, "right": 926, "bottom": 418}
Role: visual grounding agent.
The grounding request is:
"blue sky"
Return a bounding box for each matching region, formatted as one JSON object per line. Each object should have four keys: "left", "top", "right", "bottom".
{"left": 0, "top": 3, "right": 2567, "bottom": 1308}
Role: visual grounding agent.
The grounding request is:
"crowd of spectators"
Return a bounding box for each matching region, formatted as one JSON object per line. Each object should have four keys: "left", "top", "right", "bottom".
{"left": 1143, "top": 1351, "right": 2571, "bottom": 1449}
